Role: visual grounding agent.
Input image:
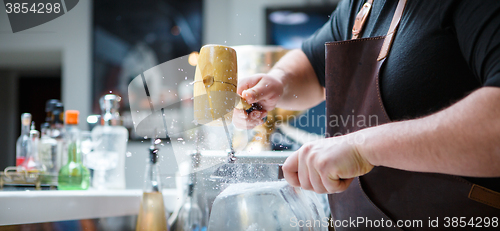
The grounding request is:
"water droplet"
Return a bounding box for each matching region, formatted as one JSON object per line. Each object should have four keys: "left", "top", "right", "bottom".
{"left": 126, "top": 152, "right": 132, "bottom": 157}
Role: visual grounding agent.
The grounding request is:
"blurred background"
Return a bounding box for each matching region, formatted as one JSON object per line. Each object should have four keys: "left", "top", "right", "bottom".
{"left": 0, "top": 0, "right": 338, "bottom": 188}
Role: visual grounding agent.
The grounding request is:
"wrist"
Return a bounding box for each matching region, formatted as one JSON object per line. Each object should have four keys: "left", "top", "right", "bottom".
{"left": 267, "top": 67, "right": 286, "bottom": 102}
{"left": 353, "top": 126, "right": 382, "bottom": 167}
{"left": 268, "top": 67, "right": 286, "bottom": 89}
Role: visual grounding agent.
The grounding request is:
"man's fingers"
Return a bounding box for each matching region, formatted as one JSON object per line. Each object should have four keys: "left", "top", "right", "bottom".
{"left": 283, "top": 152, "right": 300, "bottom": 187}
{"left": 298, "top": 151, "right": 313, "bottom": 191}
{"left": 310, "top": 168, "right": 328, "bottom": 194}
{"left": 232, "top": 109, "right": 266, "bottom": 129}
{"left": 237, "top": 75, "right": 263, "bottom": 96}
{"left": 324, "top": 174, "right": 353, "bottom": 193}
{"left": 241, "top": 78, "right": 279, "bottom": 104}
{"left": 336, "top": 178, "right": 354, "bottom": 193}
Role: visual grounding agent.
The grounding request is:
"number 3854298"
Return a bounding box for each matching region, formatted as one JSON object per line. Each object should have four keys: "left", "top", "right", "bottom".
{"left": 5, "top": 3, "right": 61, "bottom": 14}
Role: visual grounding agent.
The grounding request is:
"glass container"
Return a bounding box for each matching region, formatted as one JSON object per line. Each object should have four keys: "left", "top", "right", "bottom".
{"left": 136, "top": 138, "right": 169, "bottom": 231}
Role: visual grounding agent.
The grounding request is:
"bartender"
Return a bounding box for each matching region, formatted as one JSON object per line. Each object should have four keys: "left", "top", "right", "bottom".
{"left": 236, "top": 0, "right": 500, "bottom": 230}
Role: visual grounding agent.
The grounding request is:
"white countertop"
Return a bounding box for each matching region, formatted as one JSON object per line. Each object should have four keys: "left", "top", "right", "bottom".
{"left": 0, "top": 189, "right": 179, "bottom": 226}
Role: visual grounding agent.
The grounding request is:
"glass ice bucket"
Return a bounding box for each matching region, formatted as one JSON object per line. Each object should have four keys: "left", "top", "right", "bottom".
{"left": 207, "top": 181, "right": 327, "bottom": 231}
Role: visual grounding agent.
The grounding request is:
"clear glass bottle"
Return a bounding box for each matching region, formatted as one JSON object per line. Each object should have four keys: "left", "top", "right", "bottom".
{"left": 90, "top": 94, "right": 128, "bottom": 189}
{"left": 50, "top": 102, "right": 65, "bottom": 172}
{"left": 38, "top": 100, "right": 61, "bottom": 174}
{"left": 39, "top": 122, "right": 59, "bottom": 174}
{"left": 20, "top": 122, "right": 45, "bottom": 172}
{"left": 136, "top": 139, "right": 169, "bottom": 231}
{"left": 16, "top": 113, "right": 32, "bottom": 167}
{"left": 58, "top": 110, "right": 90, "bottom": 190}
{"left": 177, "top": 183, "right": 203, "bottom": 231}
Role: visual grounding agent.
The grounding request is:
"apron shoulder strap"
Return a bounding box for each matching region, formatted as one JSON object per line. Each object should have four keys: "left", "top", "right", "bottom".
{"left": 377, "top": 0, "right": 408, "bottom": 61}
{"left": 352, "top": 0, "right": 374, "bottom": 39}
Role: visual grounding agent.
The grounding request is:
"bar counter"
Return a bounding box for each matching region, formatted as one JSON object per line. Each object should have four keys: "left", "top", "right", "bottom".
{"left": 0, "top": 189, "right": 178, "bottom": 226}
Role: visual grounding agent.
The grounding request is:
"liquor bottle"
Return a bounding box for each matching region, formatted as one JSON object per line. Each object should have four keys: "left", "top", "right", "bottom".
{"left": 44, "top": 99, "right": 60, "bottom": 125}
{"left": 177, "top": 183, "right": 203, "bottom": 231}
{"left": 50, "top": 102, "right": 65, "bottom": 138}
{"left": 16, "top": 113, "right": 32, "bottom": 167}
{"left": 38, "top": 99, "right": 61, "bottom": 174}
{"left": 20, "top": 122, "right": 45, "bottom": 172}
{"left": 51, "top": 102, "right": 65, "bottom": 172}
{"left": 39, "top": 122, "right": 58, "bottom": 174}
{"left": 90, "top": 94, "right": 128, "bottom": 189}
{"left": 58, "top": 110, "right": 90, "bottom": 190}
{"left": 136, "top": 139, "right": 169, "bottom": 231}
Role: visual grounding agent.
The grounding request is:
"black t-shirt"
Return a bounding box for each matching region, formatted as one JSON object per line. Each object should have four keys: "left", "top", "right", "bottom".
{"left": 302, "top": 0, "right": 500, "bottom": 191}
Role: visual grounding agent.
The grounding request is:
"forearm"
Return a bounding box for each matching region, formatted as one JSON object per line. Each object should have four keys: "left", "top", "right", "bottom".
{"left": 270, "top": 49, "right": 325, "bottom": 111}
{"left": 359, "top": 87, "right": 500, "bottom": 177}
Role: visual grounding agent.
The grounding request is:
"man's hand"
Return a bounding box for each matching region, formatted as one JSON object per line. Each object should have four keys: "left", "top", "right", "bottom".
{"left": 234, "top": 74, "right": 284, "bottom": 129}
{"left": 233, "top": 49, "right": 324, "bottom": 129}
{"left": 282, "top": 134, "right": 374, "bottom": 194}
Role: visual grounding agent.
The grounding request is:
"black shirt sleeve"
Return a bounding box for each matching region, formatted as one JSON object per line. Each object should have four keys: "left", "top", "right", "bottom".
{"left": 301, "top": 17, "right": 333, "bottom": 87}
{"left": 301, "top": 0, "right": 356, "bottom": 87}
{"left": 452, "top": 0, "right": 500, "bottom": 88}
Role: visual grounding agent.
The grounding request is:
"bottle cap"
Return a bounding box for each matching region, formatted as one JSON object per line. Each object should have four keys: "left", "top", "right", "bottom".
{"left": 21, "top": 113, "right": 32, "bottom": 126}
{"left": 99, "top": 94, "right": 122, "bottom": 125}
{"left": 100, "top": 94, "right": 121, "bottom": 111}
{"left": 65, "top": 110, "right": 79, "bottom": 125}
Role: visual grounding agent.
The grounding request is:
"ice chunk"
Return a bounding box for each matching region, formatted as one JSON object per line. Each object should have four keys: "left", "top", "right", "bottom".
{"left": 208, "top": 181, "right": 327, "bottom": 231}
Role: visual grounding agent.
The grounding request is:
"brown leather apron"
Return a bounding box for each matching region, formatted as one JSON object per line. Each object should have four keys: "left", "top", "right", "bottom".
{"left": 325, "top": 0, "right": 500, "bottom": 230}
